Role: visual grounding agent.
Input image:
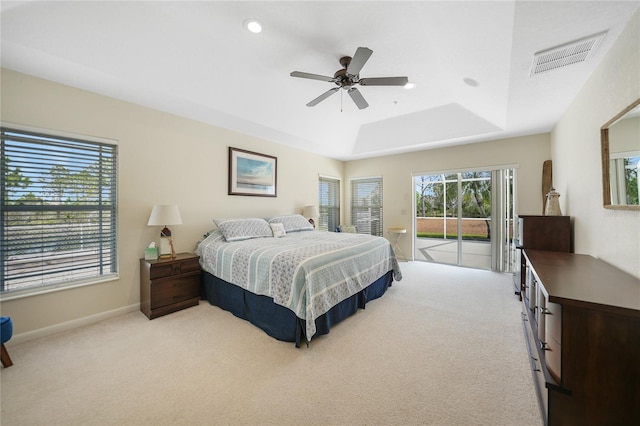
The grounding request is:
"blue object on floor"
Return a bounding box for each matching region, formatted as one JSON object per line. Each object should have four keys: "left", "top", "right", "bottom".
{"left": 1, "top": 316, "right": 13, "bottom": 367}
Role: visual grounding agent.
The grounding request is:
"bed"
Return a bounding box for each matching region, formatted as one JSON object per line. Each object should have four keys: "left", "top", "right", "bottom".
{"left": 195, "top": 215, "right": 402, "bottom": 347}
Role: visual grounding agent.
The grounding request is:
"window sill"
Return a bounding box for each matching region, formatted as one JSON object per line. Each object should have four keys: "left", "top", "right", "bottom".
{"left": 0, "top": 275, "right": 119, "bottom": 302}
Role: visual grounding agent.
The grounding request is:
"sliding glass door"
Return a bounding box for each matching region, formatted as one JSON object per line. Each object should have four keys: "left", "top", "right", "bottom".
{"left": 413, "top": 167, "right": 516, "bottom": 272}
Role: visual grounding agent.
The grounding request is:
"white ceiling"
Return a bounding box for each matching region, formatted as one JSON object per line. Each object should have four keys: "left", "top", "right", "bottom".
{"left": 1, "top": 1, "right": 638, "bottom": 160}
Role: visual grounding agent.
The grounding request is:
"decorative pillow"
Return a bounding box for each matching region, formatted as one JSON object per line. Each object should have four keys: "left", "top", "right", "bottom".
{"left": 203, "top": 228, "right": 225, "bottom": 242}
{"left": 268, "top": 214, "right": 314, "bottom": 233}
{"left": 270, "top": 222, "right": 286, "bottom": 238}
{"left": 203, "top": 229, "right": 217, "bottom": 239}
{"left": 195, "top": 228, "right": 225, "bottom": 250}
{"left": 213, "top": 218, "right": 272, "bottom": 242}
{"left": 339, "top": 225, "right": 357, "bottom": 233}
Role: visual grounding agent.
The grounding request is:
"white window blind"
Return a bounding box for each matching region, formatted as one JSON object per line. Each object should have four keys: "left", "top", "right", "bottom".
{"left": 1, "top": 127, "right": 118, "bottom": 294}
{"left": 318, "top": 176, "right": 340, "bottom": 231}
{"left": 350, "top": 177, "right": 383, "bottom": 236}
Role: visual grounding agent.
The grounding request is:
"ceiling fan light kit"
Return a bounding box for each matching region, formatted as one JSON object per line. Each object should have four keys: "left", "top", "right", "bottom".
{"left": 290, "top": 47, "right": 409, "bottom": 110}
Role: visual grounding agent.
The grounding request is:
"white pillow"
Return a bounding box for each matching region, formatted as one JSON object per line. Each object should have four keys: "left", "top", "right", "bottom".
{"left": 340, "top": 225, "right": 357, "bottom": 233}
{"left": 213, "top": 218, "right": 272, "bottom": 242}
{"left": 270, "top": 222, "right": 286, "bottom": 238}
{"left": 268, "top": 214, "right": 314, "bottom": 233}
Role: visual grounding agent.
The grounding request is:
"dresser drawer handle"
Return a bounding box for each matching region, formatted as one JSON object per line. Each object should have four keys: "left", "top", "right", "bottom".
{"left": 540, "top": 307, "right": 551, "bottom": 315}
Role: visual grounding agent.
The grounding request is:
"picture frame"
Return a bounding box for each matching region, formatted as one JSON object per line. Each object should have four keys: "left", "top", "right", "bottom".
{"left": 228, "top": 147, "right": 277, "bottom": 197}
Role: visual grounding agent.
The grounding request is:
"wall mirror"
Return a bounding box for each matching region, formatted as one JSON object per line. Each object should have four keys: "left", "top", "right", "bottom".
{"left": 601, "top": 98, "right": 640, "bottom": 210}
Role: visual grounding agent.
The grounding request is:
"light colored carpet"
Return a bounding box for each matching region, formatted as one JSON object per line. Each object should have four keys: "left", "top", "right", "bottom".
{"left": 0, "top": 261, "right": 541, "bottom": 425}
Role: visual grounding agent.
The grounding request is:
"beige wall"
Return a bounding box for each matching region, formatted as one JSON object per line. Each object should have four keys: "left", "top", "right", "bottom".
{"left": 0, "top": 69, "right": 343, "bottom": 340}
{"left": 344, "top": 134, "right": 550, "bottom": 258}
{"left": 551, "top": 9, "right": 639, "bottom": 277}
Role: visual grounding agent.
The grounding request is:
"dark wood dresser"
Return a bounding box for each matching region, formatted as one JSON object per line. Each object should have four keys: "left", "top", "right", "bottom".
{"left": 140, "top": 253, "right": 201, "bottom": 319}
{"left": 521, "top": 249, "right": 640, "bottom": 425}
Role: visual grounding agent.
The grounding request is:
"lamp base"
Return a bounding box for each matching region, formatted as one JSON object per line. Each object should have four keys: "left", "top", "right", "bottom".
{"left": 159, "top": 237, "right": 172, "bottom": 258}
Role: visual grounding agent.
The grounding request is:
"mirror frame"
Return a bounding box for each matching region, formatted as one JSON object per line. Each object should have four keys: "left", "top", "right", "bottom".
{"left": 601, "top": 98, "right": 640, "bottom": 210}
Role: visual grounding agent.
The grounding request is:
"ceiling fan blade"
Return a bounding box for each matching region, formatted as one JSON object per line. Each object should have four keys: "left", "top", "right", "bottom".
{"left": 290, "top": 71, "right": 336, "bottom": 82}
{"left": 306, "top": 87, "right": 339, "bottom": 107}
{"left": 346, "top": 47, "right": 373, "bottom": 76}
{"left": 347, "top": 88, "right": 369, "bottom": 110}
{"left": 359, "top": 76, "right": 409, "bottom": 86}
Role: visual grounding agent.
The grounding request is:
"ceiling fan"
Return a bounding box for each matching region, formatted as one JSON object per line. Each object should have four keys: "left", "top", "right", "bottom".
{"left": 290, "top": 47, "right": 409, "bottom": 110}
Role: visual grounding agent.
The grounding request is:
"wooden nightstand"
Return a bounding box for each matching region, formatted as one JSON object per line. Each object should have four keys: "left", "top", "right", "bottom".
{"left": 140, "top": 252, "right": 201, "bottom": 319}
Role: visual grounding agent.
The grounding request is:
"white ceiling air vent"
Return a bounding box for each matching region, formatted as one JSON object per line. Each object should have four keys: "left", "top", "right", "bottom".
{"left": 530, "top": 31, "right": 607, "bottom": 76}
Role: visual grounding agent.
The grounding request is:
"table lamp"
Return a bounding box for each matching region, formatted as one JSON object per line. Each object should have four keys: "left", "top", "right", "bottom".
{"left": 303, "top": 205, "right": 319, "bottom": 228}
{"left": 147, "top": 204, "right": 182, "bottom": 258}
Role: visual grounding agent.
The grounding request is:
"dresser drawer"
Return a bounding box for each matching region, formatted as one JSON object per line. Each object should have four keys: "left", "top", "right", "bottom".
{"left": 149, "top": 257, "right": 200, "bottom": 279}
{"left": 544, "top": 301, "right": 562, "bottom": 343}
{"left": 536, "top": 286, "right": 547, "bottom": 342}
{"left": 533, "top": 356, "right": 549, "bottom": 419}
{"left": 545, "top": 335, "right": 562, "bottom": 383}
{"left": 150, "top": 273, "right": 200, "bottom": 309}
{"left": 526, "top": 267, "right": 537, "bottom": 312}
{"left": 522, "top": 306, "right": 548, "bottom": 423}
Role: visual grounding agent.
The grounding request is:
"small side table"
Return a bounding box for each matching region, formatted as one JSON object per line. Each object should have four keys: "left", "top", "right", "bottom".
{"left": 140, "top": 253, "right": 201, "bottom": 319}
{"left": 387, "top": 227, "right": 407, "bottom": 260}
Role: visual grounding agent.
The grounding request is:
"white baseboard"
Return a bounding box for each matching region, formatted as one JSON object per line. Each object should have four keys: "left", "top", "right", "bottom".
{"left": 9, "top": 304, "right": 140, "bottom": 346}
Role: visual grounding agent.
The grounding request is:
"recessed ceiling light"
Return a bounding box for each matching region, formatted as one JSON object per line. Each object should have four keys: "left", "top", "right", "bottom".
{"left": 463, "top": 78, "right": 479, "bottom": 87}
{"left": 404, "top": 82, "right": 416, "bottom": 89}
{"left": 243, "top": 18, "right": 263, "bottom": 34}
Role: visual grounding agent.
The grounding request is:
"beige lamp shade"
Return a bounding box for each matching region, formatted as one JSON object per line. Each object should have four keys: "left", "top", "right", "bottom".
{"left": 303, "top": 205, "right": 319, "bottom": 218}
{"left": 147, "top": 205, "right": 182, "bottom": 227}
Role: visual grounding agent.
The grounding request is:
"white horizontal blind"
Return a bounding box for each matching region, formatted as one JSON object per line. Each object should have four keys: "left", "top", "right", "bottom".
{"left": 318, "top": 176, "right": 340, "bottom": 231}
{"left": 350, "top": 177, "right": 383, "bottom": 236}
{"left": 1, "top": 127, "right": 118, "bottom": 293}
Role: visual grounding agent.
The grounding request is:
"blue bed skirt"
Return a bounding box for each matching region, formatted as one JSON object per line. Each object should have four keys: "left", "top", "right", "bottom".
{"left": 201, "top": 270, "right": 394, "bottom": 347}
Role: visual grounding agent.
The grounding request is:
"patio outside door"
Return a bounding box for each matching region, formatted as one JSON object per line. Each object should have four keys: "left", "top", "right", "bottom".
{"left": 413, "top": 168, "right": 516, "bottom": 272}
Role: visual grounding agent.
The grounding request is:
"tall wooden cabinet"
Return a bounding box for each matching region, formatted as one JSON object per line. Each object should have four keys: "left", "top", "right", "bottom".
{"left": 517, "top": 215, "right": 571, "bottom": 253}
{"left": 514, "top": 215, "right": 571, "bottom": 296}
{"left": 521, "top": 249, "right": 640, "bottom": 425}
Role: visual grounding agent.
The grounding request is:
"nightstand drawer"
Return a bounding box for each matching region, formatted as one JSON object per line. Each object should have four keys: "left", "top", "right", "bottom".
{"left": 150, "top": 273, "right": 200, "bottom": 309}
{"left": 149, "top": 257, "right": 200, "bottom": 280}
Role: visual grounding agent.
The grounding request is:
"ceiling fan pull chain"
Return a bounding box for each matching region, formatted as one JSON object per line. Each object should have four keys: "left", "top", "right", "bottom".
{"left": 341, "top": 89, "right": 343, "bottom": 112}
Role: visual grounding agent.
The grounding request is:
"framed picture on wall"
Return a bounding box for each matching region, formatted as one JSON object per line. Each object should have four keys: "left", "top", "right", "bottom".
{"left": 228, "top": 147, "right": 277, "bottom": 197}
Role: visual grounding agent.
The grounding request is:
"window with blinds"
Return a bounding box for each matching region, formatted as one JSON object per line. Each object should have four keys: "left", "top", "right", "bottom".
{"left": 318, "top": 176, "right": 340, "bottom": 231}
{"left": 1, "top": 126, "right": 118, "bottom": 294}
{"left": 350, "top": 177, "right": 383, "bottom": 236}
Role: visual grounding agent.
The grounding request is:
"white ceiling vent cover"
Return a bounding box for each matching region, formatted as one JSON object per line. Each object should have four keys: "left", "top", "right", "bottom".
{"left": 530, "top": 31, "right": 607, "bottom": 76}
